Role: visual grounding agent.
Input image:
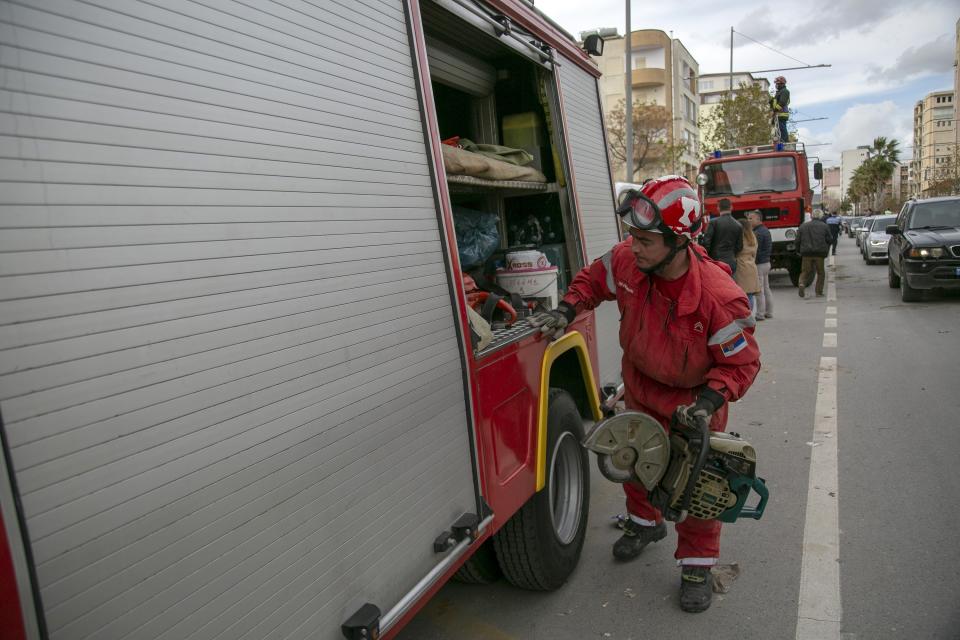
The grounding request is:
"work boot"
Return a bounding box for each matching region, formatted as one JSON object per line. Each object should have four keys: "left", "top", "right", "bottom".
{"left": 612, "top": 519, "right": 667, "bottom": 561}
{"left": 679, "top": 566, "right": 713, "bottom": 613}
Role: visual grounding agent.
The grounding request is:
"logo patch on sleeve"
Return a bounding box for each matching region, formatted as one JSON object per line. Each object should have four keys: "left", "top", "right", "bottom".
{"left": 719, "top": 332, "right": 747, "bottom": 357}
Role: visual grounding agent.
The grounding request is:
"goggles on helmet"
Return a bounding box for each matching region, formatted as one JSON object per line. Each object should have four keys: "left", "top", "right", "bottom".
{"left": 616, "top": 190, "right": 668, "bottom": 234}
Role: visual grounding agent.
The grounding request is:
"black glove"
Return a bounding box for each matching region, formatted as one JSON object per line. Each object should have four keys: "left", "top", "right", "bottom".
{"left": 528, "top": 301, "right": 577, "bottom": 339}
{"left": 675, "top": 387, "right": 725, "bottom": 427}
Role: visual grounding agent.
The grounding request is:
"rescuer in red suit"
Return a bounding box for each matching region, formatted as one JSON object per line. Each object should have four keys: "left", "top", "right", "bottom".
{"left": 530, "top": 176, "right": 761, "bottom": 613}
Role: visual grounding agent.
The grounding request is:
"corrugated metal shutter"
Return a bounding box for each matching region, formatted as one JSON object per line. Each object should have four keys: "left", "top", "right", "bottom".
{"left": 425, "top": 34, "right": 496, "bottom": 96}
{"left": 0, "top": 2, "right": 476, "bottom": 639}
{"left": 556, "top": 61, "right": 622, "bottom": 387}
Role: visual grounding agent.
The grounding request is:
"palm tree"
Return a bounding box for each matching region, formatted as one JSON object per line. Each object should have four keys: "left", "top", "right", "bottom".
{"left": 869, "top": 136, "right": 901, "bottom": 165}
{"left": 864, "top": 137, "right": 901, "bottom": 210}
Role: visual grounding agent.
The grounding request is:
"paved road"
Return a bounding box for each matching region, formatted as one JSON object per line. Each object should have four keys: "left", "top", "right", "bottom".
{"left": 399, "top": 237, "right": 960, "bottom": 640}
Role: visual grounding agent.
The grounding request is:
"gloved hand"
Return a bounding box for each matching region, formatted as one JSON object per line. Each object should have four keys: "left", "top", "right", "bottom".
{"left": 528, "top": 302, "right": 577, "bottom": 339}
{"left": 675, "top": 388, "right": 725, "bottom": 427}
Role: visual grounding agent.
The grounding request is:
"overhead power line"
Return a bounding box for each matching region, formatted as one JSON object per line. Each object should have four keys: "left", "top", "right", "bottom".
{"left": 733, "top": 29, "right": 812, "bottom": 67}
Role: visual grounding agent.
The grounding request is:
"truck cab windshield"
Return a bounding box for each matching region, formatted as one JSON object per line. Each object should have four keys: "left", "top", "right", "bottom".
{"left": 704, "top": 156, "right": 798, "bottom": 197}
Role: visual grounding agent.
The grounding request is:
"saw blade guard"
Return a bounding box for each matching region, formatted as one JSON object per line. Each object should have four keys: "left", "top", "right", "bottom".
{"left": 581, "top": 411, "right": 671, "bottom": 489}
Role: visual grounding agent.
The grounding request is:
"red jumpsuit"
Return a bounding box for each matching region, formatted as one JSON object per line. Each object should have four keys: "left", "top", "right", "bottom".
{"left": 563, "top": 240, "right": 761, "bottom": 565}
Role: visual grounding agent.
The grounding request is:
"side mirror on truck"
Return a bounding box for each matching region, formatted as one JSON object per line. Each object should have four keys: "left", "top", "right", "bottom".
{"left": 813, "top": 162, "right": 823, "bottom": 181}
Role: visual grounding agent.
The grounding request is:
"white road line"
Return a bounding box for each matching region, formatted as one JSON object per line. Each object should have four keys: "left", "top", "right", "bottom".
{"left": 796, "top": 356, "right": 842, "bottom": 640}
{"left": 825, "top": 318, "right": 837, "bottom": 328}
{"left": 822, "top": 333, "right": 837, "bottom": 348}
{"left": 826, "top": 306, "right": 837, "bottom": 315}
{"left": 827, "top": 282, "right": 837, "bottom": 301}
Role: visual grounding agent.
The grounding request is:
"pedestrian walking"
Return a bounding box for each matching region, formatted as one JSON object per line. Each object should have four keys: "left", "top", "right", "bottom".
{"left": 796, "top": 212, "right": 833, "bottom": 297}
{"left": 824, "top": 211, "right": 841, "bottom": 256}
{"left": 734, "top": 218, "right": 760, "bottom": 315}
{"left": 748, "top": 210, "right": 773, "bottom": 320}
{"left": 529, "top": 176, "right": 760, "bottom": 613}
{"left": 700, "top": 198, "right": 742, "bottom": 274}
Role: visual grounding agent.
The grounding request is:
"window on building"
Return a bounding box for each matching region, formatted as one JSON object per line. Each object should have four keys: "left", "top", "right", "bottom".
{"left": 682, "top": 129, "right": 698, "bottom": 157}
{"left": 699, "top": 79, "right": 714, "bottom": 91}
{"left": 683, "top": 95, "right": 697, "bottom": 122}
{"left": 631, "top": 46, "right": 665, "bottom": 69}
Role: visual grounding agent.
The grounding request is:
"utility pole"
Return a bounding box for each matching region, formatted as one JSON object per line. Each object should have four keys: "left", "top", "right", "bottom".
{"left": 728, "top": 27, "right": 734, "bottom": 149}
{"left": 728, "top": 27, "right": 734, "bottom": 99}
{"left": 624, "top": 1, "right": 632, "bottom": 182}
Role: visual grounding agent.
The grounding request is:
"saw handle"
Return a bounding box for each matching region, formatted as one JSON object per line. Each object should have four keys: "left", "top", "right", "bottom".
{"left": 737, "top": 477, "right": 769, "bottom": 520}
{"left": 675, "top": 414, "right": 711, "bottom": 523}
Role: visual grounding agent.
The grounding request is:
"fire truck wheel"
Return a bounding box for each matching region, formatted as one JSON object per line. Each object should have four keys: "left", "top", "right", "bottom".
{"left": 453, "top": 537, "right": 502, "bottom": 584}
{"left": 493, "top": 388, "right": 589, "bottom": 590}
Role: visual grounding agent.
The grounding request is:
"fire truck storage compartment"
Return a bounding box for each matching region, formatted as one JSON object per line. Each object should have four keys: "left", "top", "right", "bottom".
{"left": 0, "top": 3, "right": 483, "bottom": 640}
{"left": 424, "top": 9, "right": 583, "bottom": 355}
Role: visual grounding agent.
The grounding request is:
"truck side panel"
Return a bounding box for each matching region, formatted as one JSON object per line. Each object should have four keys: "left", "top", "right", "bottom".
{"left": 0, "top": 2, "right": 476, "bottom": 639}
{"left": 555, "top": 61, "right": 623, "bottom": 389}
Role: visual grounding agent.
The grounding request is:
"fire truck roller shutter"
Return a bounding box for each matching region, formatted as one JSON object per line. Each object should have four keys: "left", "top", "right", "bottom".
{"left": 0, "top": 2, "right": 476, "bottom": 640}
{"left": 556, "top": 59, "right": 623, "bottom": 392}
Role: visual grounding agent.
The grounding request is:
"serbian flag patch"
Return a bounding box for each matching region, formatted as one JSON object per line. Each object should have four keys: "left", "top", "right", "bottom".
{"left": 719, "top": 332, "right": 747, "bottom": 357}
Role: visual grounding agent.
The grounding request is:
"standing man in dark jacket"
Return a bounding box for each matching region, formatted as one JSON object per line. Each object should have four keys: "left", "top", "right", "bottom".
{"left": 748, "top": 210, "right": 773, "bottom": 320}
{"left": 701, "top": 198, "right": 742, "bottom": 274}
{"left": 796, "top": 212, "right": 833, "bottom": 297}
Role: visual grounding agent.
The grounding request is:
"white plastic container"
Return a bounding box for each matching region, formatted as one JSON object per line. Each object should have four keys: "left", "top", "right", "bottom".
{"left": 496, "top": 266, "right": 559, "bottom": 309}
{"left": 505, "top": 249, "right": 550, "bottom": 270}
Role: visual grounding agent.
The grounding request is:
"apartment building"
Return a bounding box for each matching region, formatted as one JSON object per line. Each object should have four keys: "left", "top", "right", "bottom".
{"left": 696, "top": 72, "right": 770, "bottom": 148}
{"left": 911, "top": 90, "right": 955, "bottom": 197}
{"left": 821, "top": 166, "right": 842, "bottom": 211}
{"left": 586, "top": 28, "right": 700, "bottom": 181}
{"left": 841, "top": 147, "right": 869, "bottom": 204}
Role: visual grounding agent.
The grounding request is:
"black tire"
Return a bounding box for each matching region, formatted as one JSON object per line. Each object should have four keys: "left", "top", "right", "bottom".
{"left": 453, "top": 537, "right": 502, "bottom": 584}
{"left": 493, "top": 388, "right": 589, "bottom": 591}
{"left": 888, "top": 261, "right": 900, "bottom": 288}
{"left": 901, "top": 276, "right": 922, "bottom": 302}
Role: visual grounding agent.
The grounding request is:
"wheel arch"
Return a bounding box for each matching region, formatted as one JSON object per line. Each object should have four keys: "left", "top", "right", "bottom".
{"left": 535, "top": 331, "right": 603, "bottom": 491}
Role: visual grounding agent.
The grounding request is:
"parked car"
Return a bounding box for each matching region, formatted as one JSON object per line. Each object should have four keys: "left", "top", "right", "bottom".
{"left": 841, "top": 216, "right": 854, "bottom": 234}
{"left": 887, "top": 196, "right": 960, "bottom": 301}
{"left": 847, "top": 216, "right": 863, "bottom": 238}
{"left": 860, "top": 215, "right": 897, "bottom": 264}
{"left": 854, "top": 218, "right": 873, "bottom": 247}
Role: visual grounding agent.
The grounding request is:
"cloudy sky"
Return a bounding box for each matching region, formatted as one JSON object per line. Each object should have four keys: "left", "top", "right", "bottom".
{"left": 535, "top": 0, "right": 958, "bottom": 168}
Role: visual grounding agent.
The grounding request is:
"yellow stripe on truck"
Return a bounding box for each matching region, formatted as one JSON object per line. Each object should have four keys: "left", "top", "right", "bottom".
{"left": 536, "top": 331, "right": 604, "bottom": 491}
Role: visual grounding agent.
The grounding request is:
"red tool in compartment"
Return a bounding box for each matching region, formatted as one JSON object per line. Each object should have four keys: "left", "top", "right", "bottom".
{"left": 466, "top": 291, "right": 517, "bottom": 325}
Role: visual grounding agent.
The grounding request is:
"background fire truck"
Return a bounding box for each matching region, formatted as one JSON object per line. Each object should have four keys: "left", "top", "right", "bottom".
{"left": 697, "top": 143, "right": 823, "bottom": 286}
{"left": 0, "top": 1, "right": 625, "bottom": 639}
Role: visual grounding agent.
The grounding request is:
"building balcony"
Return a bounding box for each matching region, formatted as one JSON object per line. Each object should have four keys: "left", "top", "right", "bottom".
{"left": 630, "top": 67, "right": 667, "bottom": 88}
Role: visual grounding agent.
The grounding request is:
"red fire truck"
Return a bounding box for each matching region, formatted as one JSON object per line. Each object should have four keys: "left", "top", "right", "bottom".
{"left": 697, "top": 143, "right": 823, "bottom": 285}
{"left": 0, "top": 2, "right": 624, "bottom": 639}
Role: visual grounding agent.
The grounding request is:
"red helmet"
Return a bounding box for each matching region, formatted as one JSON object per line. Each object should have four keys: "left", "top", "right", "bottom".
{"left": 774, "top": 75, "right": 786, "bottom": 85}
{"left": 616, "top": 175, "right": 704, "bottom": 240}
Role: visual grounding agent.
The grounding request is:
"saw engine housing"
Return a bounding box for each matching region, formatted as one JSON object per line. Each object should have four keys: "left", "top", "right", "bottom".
{"left": 583, "top": 411, "right": 768, "bottom": 523}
